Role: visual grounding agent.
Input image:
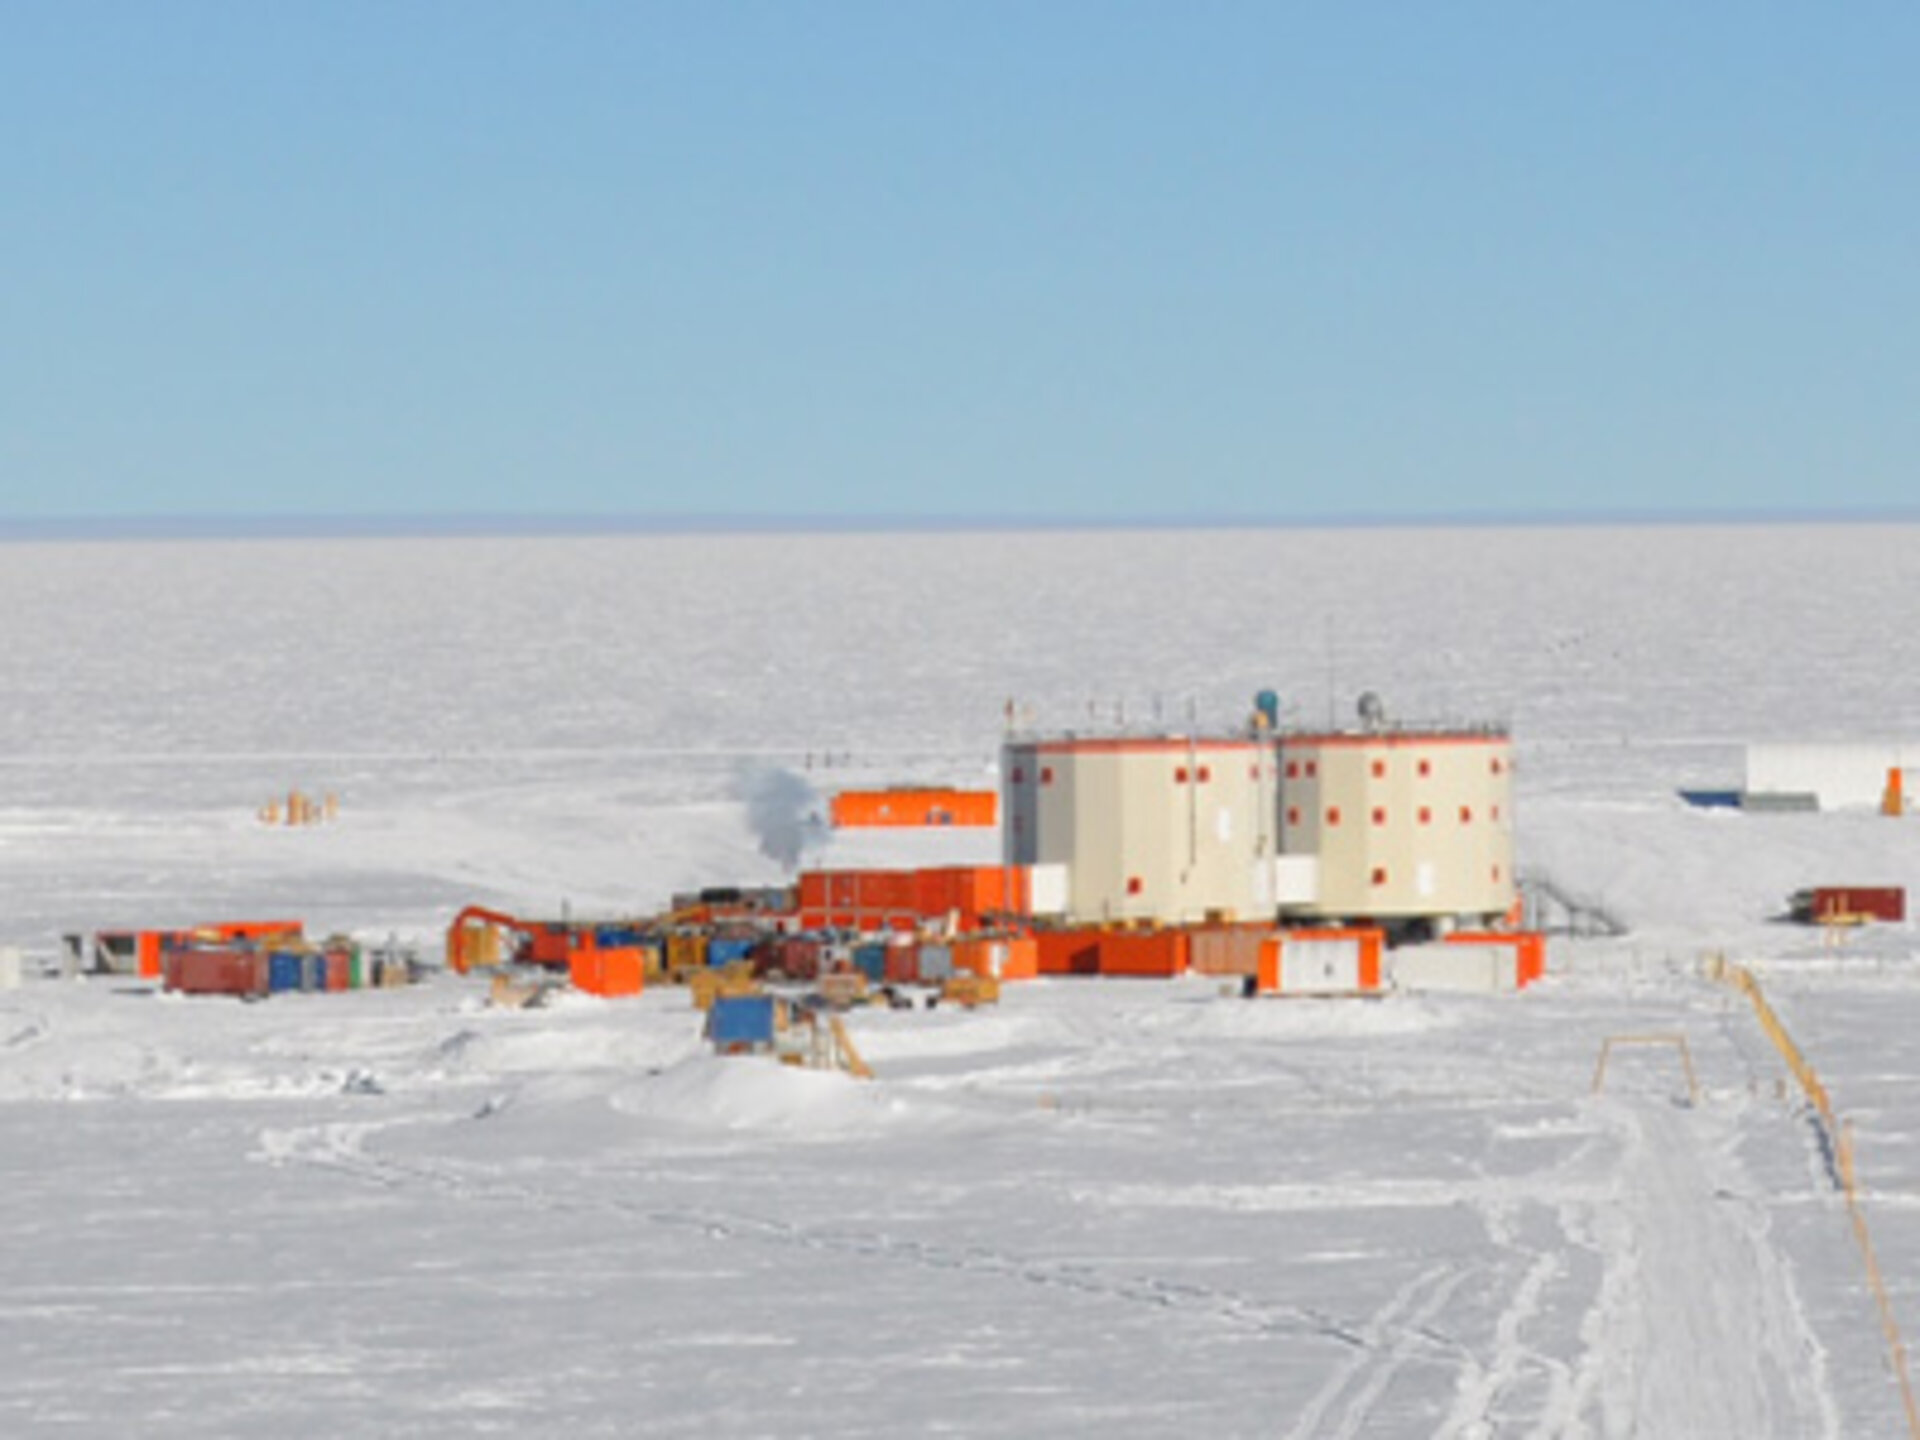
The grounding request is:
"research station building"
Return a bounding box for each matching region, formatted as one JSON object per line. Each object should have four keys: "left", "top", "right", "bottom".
{"left": 1004, "top": 702, "right": 1515, "bottom": 934}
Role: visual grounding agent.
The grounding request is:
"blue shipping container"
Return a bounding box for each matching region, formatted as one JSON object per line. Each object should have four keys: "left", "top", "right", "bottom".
{"left": 708, "top": 937, "right": 756, "bottom": 968}
{"left": 706, "top": 996, "right": 776, "bottom": 1051}
{"left": 851, "top": 943, "right": 888, "bottom": 983}
{"left": 268, "top": 951, "right": 305, "bottom": 993}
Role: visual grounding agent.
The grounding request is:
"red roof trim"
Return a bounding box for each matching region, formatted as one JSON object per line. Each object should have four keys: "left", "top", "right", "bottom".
{"left": 1030, "top": 737, "right": 1269, "bottom": 756}
{"left": 1284, "top": 733, "right": 1508, "bottom": 751}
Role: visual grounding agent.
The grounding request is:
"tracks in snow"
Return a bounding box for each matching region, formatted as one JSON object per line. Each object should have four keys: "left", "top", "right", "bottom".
{"left": 258, "top": 1116, "right": 1464, "bottom": 1368}
{"left": 257, "top": 1069, "right": 1844, "bottom": 1438}
{"left": 1564, "top": 1099, "right": 1840, "bottom": 1439}
{"left": 1285, "top": 1262, "right": 1470, "bottom": 1440}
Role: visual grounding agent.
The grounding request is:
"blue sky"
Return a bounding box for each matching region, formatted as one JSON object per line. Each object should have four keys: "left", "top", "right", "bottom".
{"left": 4, "top": 3, "right": 1916, "bottom": 525}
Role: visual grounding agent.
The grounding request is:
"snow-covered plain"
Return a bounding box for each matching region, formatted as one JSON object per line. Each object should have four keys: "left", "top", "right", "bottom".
{"left": 5, "top": 525, "right": 1920, "bottom": 1436}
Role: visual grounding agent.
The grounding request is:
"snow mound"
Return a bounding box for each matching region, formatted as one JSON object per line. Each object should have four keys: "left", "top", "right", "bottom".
{"left": 611, "top": 1054, "right": 920, "bottom": 1139}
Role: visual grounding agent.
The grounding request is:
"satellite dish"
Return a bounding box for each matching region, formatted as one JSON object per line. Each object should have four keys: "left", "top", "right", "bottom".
{"left": 1357, "top": 691, "right": 1386, "bottom": 730}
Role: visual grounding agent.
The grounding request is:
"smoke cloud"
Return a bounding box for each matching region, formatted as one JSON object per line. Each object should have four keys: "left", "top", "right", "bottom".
{"left": 739, "top": 767, "right": 827, "bottom": 873}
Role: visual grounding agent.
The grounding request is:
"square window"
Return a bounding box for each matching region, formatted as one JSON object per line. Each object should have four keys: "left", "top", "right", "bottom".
{"left": 1326, "top": 806, "right": 1341, "bottom": 826}
{"left": 1371, "top": 760, "right": 1386, "bottom": 779}
{"left": 1011, "top": 767, "right": 1025, "bottom": 784}
{"left": 1418, "top": 806, "right": 1432, "bottom": 825}
{"left": 1286, "top": 807, "right": 1300, "bottom": 826}
{"left": 1460, "top": 806, "right": 1473, "bottom": 823}
{"left": 1041, "top": 768, "right": 1054, "bottom": 785}
{"left": 1418, "top": 759, "right": 1431, "bottom": 778}
{"left": 1174, "top": 767, "right": 1189, "bottom": 783}
{"left": 1126, "top": 876, "right": 1142, "bottom": 896}
{"left": 1306, "top": 761, "right": 1318, "bottom": 778}
{"left": 1372, "top": 807, "right": 1386, "bottom": 825}
{"left": 1285, "top": 761, "right": 1299, "bottom": 779}
{"left": 1198, "top": 766, "right": 1212, "bottom": 783}
{"left": 1371, "top": 867, "right": 1388, "bottom": 886}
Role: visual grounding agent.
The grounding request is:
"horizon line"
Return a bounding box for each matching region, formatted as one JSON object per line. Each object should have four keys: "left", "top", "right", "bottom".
{"left": 2, "top": 505, "right": 1918, "bottom": 543}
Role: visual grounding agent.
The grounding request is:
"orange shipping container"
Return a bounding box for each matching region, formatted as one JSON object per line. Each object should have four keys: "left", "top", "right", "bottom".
{"left": 830, "top": 788, "right": 998, "bottom": 829}
{"left": 1098, "top": 930, "right": 1189, "bottom": 978}
{"left": 1000, "top": 936, "right": 1038, "bottom": 982}
{"left": 570, "top": 944, "right": 646, "bottom": 998}
{"left": 952, "top": 936, "right": 1040, "bottom": 983}
{"left": 209, "top": 920, "right": 303, "bottom": 944}
{"left": 798, "top": 873, "right": 828, "bottom": 912}
{"left": 1036, "top": 930, "right": 1102, "bottom": 977}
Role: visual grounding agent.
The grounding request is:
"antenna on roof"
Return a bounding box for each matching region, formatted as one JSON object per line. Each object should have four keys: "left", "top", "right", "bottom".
{"left": 1325, "top": 615, "right": 1336, "bottom": 729}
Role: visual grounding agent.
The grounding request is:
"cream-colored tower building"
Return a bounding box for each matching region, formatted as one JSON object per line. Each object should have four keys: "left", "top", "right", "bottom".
{"left": 1003, "top": 735, "right": 1282, "bottom": 924}
{"left": 1276, "top": 726, "right": 1514, "bottom": 929}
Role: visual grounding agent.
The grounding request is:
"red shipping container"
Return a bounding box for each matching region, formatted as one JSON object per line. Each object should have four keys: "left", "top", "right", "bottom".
{"left": 1806, "top": 887, "right": 1906, "bottom": 924}
{"left": 324, "top": 951, "right": 351, "bottom": 992}
{"left": 775, "top": 937, "right": 821, "bottom": 982}
{"left": 166, "top": 946, "right": 266, "bottom": 997}
{"left": 916, "top": 868, "right": 954, "bottom": 921}
{"left": 884, "top": 941, "right": 920, "bottom": 985}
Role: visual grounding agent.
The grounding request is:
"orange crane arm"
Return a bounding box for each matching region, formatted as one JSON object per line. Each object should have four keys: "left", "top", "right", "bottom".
{"left": 446, "top": 904, "right": 531, "bottom": 975}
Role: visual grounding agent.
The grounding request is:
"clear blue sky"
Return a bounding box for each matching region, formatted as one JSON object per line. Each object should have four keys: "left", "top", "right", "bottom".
{"left": 4, "top": 3, "right": 1916, "bottom": 525}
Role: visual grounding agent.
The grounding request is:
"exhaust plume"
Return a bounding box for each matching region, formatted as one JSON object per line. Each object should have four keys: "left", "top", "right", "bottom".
{"left": 739, "top": 767, "right": 827, "bottom": 873}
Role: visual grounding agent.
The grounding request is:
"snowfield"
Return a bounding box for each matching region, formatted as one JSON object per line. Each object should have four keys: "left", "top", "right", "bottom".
{"left": 5, "top": 524, "right": 1920, "bottom": 1436}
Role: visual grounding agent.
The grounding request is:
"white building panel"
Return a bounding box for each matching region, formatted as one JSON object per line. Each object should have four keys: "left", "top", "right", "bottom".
{"left": 1279, "top": 937, "right": 1362, "bottom": 994}
{"left": 1388, "top": 945, "right": 1511, "bottom": 994}
{"left": 1272, "top": 855, "right": 1320, "bottom": 906}
{"left": 1026, "top": 863, "right": 1069, "bottom": 917}
{"left": 1745, "top": 743, "right": 1916, "bottom": 811}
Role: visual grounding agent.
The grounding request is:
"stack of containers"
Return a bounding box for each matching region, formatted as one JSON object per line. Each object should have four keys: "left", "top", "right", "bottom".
{"left": 794, "top": 865, "right": 1037, "bottom": 934}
